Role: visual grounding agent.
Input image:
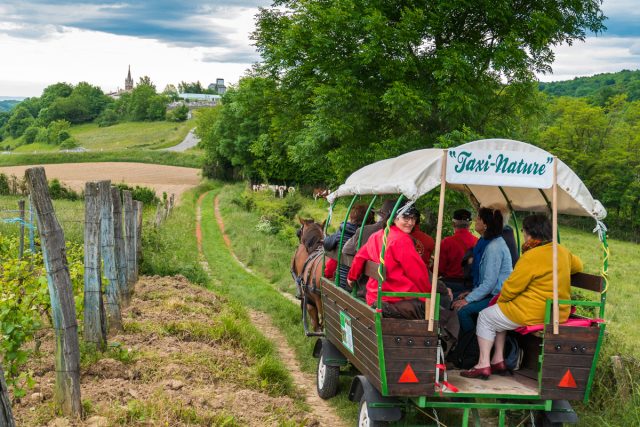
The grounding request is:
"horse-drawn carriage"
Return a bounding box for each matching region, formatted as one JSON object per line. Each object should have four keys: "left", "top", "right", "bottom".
{"left": 293, "top": 139, "right": 609, "bottom": 426}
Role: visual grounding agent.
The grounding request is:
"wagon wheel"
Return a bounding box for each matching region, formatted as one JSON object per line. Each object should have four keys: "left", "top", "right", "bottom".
{"left": 534, "top": 410, "right": 565, "bottom": 427}
{"left": 316, "top": 353, "right": 339, "bottom": 399}
{"left": 358, "top": 397, "right": 388, "bottom": 427}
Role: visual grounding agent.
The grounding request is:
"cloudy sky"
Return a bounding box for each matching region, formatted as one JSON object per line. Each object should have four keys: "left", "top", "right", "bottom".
{"left": 0, "top": 0, "right": 639, "bottom": 98}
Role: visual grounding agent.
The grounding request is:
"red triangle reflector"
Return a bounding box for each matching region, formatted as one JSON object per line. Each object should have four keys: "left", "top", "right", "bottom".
{"left": 399, "top": 364, "right": 419, "bottom": 383}
{"left": 558, "top": 369, "right": 577, "bottom": 388}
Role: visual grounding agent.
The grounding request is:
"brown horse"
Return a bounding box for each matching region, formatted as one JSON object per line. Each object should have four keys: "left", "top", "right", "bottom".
{"left": 291, "top": 217, "right": 325, "bottom": 335}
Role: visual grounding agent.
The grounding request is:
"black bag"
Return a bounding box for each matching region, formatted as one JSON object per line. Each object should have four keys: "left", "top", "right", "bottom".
{"left": 380, "top": 299, "right": 425, "bottom": 320}
{"left": 446, "top": 329, "right": 479, "bottom": 369}
{"left": 504, "top": 334, "right": 524, "bottom": 371}
{"left": 461, "top": 248, "right": 474, "bottom": 283}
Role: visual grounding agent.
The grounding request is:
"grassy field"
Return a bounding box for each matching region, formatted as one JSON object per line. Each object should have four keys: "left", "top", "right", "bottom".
{"left": 2, "top": 119, "right": 196, "bottom": 153}
{"left": 70, "top": 120, "right": 196, "bottom": 150}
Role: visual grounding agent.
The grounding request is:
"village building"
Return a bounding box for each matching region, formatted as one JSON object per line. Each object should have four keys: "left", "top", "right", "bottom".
{"left": 107, "top": 65, "right": 135, "bottom": 99}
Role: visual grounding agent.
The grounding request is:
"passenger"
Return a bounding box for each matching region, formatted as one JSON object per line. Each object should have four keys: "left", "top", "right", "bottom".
{"left": 342, "top": 199, "right": 397, "bottom": 258}
{"left": 501, "top": 211, "right": 520, "bottom": 267}
{"left": 324, "top": 204, "right": 373, "bottom": 289}
{"left": 411, "top": 213, "right": 435, "bottom": 268}
{"left": 346, "top": 202, "right": 434, "bottom": 319}
{"left": 451, "top": 208, "right": 513, "bottom": 334}
{"left": 438, "top": 209, "right": 478, "bottom": 297}
{"left": 461, "top": 214, "right": 583, "bottom": 379}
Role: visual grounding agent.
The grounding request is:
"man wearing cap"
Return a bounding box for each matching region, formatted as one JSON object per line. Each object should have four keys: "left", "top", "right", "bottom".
{"left": 438, "top": 209, "right": 478, "bottom": 296}
{"left": 342, "top": 199, "right": 397, "bottom": 260}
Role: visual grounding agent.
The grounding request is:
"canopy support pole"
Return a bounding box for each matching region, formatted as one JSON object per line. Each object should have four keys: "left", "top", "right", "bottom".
{"left": 498, "top": 186, "right": 520, "bottom": 255}
{"left": 428, "top": 150, "right": 448, "bottom": 331}
{"left": 552, "top": 157, "right": 559, "bottom": 335}
{"left": 336, "top": 195, "right": 358, "bottom": 287}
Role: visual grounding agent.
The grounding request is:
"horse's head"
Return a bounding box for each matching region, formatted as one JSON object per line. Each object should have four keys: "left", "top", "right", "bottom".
{"left": 297, "top": 217, "right": 325, "bottom": 253}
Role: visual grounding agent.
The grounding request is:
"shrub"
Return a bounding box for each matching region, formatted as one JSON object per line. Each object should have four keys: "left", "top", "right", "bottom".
{"left": 280, "top": 194, "right": 302, "bottom": 219}
{"left": 115, "top": 183, "right": 159, "bottom": 205}
{"left": 97, "top": 108, "right": 119, "bottom": 127}
{"left": 231, "top": 189, "right": 256, "bottom": 211}
{"left": 60, "top": 138, "right": 79, "bottom": 149}
{"left": 46, "top": 119, "right": 72, "bottom": 145}
{"left": 0, "top": 173, "right": 10, "bottom": 195}
{"left": 22, "top": 126, "right": 40, "bottom": 144}
{"left": 48, "top": 178, "right": 80, "bottom": 200}
{"left": 167, "top": 104, "right": 189, "bottom": 122}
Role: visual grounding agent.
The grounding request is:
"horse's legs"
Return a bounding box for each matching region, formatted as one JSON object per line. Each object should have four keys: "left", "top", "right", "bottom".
{"left": 306, "top": 299, "right": 320, "bottom": 332}
{"left": 314, "top": 294, "right": 324, "bottom": 331}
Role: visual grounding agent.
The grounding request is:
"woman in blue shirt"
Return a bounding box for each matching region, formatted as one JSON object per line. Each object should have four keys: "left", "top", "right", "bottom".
{"left": 451, "top": 207, "right": 513, "bottom": 333}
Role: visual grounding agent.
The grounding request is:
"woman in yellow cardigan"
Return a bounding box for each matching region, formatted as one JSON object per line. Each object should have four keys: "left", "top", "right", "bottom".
{"left": 461, "top": 214, "right": 583, "bottom": 380}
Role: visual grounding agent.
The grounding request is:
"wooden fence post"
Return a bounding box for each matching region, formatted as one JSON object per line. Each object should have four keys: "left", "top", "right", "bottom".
{"left": 0, "top": 363, "right": 15, "bottom": 427}
{"left": 168, "top": 193, "right": 175, "bottom": 216}
{"left": 154, "top": 201, "right": 163, "bottom": 227}
{"left": 123, "top": 190, "right": 136, "bottom": 289}
{"left": 134, "top": 201, "right": 143, "bottom": 281}
{"left": 83, "top": 182, "right": 107, "bottom": 350}
{"left": 98, "top": 180, "right": 122, "bottom": 331}
{"left": 25, "top": 167, "right": 82, "bottom": 418}
{"left": 18, "top": 199, "right": 25, "bottom": 259}
{"left": 111, "top": 187, "right": 128, "bottom": 306}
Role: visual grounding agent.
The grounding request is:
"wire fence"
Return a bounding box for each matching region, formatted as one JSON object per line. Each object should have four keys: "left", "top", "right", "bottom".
{"left": 1, "top": 197, "right": 160, "bottom": 258}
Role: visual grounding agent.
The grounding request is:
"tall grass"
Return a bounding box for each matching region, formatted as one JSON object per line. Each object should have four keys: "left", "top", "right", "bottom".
{"left": 0, "top": 195, "right": 86, "bottom": 244}
{"left": 140, "top": 182, "right": 217, "bottom": 285}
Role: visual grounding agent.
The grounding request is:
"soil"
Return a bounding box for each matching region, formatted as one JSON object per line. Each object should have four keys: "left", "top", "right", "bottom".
{"left": 12, "top": 275, "right": 317, "bottom": 426}
{"left": 0, "top": 163, "right": 201, "bottom": 203}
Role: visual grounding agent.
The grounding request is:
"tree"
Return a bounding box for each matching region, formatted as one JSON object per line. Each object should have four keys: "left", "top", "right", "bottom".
{"left": 247, "top": 0, "right": 606, "bottom": 183}
{"left": 178, "top": 81, "right": 204, "bottom": 94}
{"left": 128, "top": 79, "right": 157, "bottom": 121}
{"left": 46, "top": 120, "right": 72, "bottom": 145}
{"left": 167, "top": 104, "right": 189, "bottom": 122}
{"left": 6, "top": 106, "right": 34, "bottom": 138}
{"left": 146, "top": 95, "right": 168, "bottom": 121}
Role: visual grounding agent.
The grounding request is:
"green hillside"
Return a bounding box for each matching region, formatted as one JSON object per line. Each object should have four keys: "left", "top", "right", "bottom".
{"left": 0, "top": 100, "right": 21, "bottom": 112}
{"left": 539, "top": 69, "right": 640, "bottom": 103}
{"left": 70, "top": 119, "right": 195, "bottom": 150}
{"left": 2, "top": 118, "right": 196, "bottom": 152}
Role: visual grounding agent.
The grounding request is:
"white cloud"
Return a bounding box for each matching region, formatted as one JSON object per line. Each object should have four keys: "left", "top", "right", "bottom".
{"left": 0, "top": 28, "right": 253, "bottom": 97}
{"left": 539, "top": 36, "right": 640, "bottom": 82}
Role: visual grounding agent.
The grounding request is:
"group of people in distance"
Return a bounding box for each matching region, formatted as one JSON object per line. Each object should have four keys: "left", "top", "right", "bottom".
{"left": 323, "top": 199, "right": 583, "bottom": 381}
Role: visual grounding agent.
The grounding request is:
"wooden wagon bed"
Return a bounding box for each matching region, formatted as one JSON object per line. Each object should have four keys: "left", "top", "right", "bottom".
{"left": 444, "top": 371, "right": 538, "bottom": 397}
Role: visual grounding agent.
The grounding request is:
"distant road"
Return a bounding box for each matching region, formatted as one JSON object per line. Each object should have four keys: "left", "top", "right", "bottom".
{"left": 165, "top": 128, "right": 200, "bottom": 152}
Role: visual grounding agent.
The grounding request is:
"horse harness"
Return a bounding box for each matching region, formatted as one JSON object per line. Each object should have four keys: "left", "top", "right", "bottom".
{"left": 291, "top": 245, "right": 324, "bottom": 300}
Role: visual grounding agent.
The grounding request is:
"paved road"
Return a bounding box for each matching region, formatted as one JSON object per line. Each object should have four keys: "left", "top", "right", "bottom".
{"left": 165, "top": 128, "right": 200, "bottom": 152}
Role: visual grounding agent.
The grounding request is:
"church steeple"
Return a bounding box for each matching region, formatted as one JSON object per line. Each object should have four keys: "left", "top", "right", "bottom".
{"left": 125, "top": 65, "right": 134, "bottom": 91}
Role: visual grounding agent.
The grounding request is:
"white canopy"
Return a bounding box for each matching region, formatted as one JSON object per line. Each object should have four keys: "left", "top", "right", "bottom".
{"left": 328, "top": 139, "right": 606, "bottom": 220}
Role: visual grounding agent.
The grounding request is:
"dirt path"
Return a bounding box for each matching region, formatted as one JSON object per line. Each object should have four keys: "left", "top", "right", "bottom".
{"left": 0, "top": 162, "right": 201, "bottom": 203}
{"left": 201, "top": 193, "right": 346, "bottom": 427}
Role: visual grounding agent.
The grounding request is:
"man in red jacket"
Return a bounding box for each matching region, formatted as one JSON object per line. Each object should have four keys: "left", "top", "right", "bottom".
{"left": 438, "top": 209, "right": 477, "bottom": 296}
{"left": 411, "top": 214, "right": 435, "bottom": 268}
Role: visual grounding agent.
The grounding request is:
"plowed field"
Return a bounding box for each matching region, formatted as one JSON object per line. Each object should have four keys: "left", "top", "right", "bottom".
{"left": 0, "top": 163, "right": 201, "bottom": 202}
